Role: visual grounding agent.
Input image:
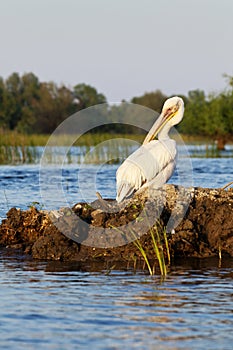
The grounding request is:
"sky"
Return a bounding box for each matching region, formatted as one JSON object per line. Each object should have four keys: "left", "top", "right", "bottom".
{"left": 0, "top": 0, "right": 233, "bottom": 102}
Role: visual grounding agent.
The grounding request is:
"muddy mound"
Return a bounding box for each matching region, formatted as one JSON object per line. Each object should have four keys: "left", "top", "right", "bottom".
{"left": 0, "top": 185, "right": 232, "bottom": 270}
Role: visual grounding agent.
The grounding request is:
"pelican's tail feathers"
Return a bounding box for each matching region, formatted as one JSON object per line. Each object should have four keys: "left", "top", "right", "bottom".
{"left": 116, "top": 181, "right": 135, "bottom": 203}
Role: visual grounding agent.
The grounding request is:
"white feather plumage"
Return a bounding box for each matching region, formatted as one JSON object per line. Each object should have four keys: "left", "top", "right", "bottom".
{"left": 116, "top": 139, "right": 176, "bottom": 202}
{"left": 116, "top": 96, "right": 184, "bottom": 202}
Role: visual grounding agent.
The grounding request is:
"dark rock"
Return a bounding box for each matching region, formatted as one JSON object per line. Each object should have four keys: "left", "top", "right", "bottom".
{"left": 91, "top": 209, "right": 106, "bottom": 227}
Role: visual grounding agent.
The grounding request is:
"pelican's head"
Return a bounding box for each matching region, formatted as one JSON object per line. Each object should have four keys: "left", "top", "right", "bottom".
{"left": 162, "top": 96, "right": 184, "bottom": 126}
{"left": 143, "top": 96, "right": 184, "bottom": 144}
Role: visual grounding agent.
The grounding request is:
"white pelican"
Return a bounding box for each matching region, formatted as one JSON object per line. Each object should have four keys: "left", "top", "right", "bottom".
{"left": 116, "top": 96, "right": 184, "bottom": 202}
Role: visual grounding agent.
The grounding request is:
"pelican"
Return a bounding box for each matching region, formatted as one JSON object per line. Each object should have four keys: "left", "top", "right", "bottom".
{"left": 116, "top": 96, "right": 184, "bottom": 202}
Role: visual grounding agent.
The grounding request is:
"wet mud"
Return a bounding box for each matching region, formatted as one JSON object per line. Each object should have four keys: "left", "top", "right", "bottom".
{"left": 0, "top": 185, "right": 232, "bottom": 271}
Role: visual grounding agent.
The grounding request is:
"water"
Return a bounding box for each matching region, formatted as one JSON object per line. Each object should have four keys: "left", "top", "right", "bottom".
{"left": 0, "top": 255, "right": 232, "bottom": 349}
{"left": 0, "top": 155, "right": 232, "bottom": 220}
{"left": 0, "top": 148, "right": 233, "bottom": 349}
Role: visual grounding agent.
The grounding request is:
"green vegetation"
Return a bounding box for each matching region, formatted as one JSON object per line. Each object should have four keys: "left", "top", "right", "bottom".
{"left": 0, "top": 72, "right": 106, "bottom": 134}
{"left": 0, "top": 72, "right": 233, "bottom": 147}
{"left": 0, "top": 131, "right": 145, "bottom": 164}
{"left": 132, "top": 75, "right": 233, "bottom": 149}
{"left": 0, "top": 72, "right": 233, "bottom": 164}
{"left": 178, "top": 81, "right": 233, "bottom": 149}
{"left": 0, "top": 130, "right": 144, "bottom": 147}
{"left": 111, "top": 215, "right": 170, "bottom": 276}
{"left": 130, "top": 223, "right": 169, "bottom": 276}
{"left": 131, "top": 89, "right": 168, "bottom": 112}
{"left": 131, "top": 231, "right": 153, "bottom": 275}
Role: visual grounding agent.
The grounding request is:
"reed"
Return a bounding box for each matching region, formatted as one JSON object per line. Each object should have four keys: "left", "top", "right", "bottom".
{"left": 188, "top": 142, "right": 233, "bottom": 158}
{"left": 130, "top": 229, "right": 153, "bottom": 275}
{"left": 2, "top": 130, "right": 231, "bottom": 164}
{"left": 163, "top": 226, "right": 171, "bottom": 265}
{"left": 0, "top": 130, "right": 143, "bottom": 147}
{"left": 131, "top": 223, "right": 169, "bottom": 276}
{"left": 0, "top": 130, "right": 144, "bottom": 164}
{"left": 143, "top": 212, "right": 169, "bottom": 276}
{"left": 110, "top": 215, "right": 170, "bottom": 276}
{"left": 1, "top": 130, "right": 232, "bottom": 164}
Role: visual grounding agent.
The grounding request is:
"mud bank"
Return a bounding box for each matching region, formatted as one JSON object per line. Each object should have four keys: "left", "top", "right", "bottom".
{"left": 0, "top": 185, "right": 232, "bottom": 270}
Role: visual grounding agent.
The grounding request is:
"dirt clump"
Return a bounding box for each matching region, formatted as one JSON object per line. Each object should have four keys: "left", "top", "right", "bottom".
{"left": 0, "top": 185, "right": 232, "bottom": 269}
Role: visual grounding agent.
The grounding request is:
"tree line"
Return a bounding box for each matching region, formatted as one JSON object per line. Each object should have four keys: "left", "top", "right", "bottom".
{"left": 0, "top": 72, "right": 233, "bottom": 147}
{"left": 132, "top": 75, "right": 233, "bottom": 148}
{"left": 0, "top": 72, "right": 106, "bottom": 134}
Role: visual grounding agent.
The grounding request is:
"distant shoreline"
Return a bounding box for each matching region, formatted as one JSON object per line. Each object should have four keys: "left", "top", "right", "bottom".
{"left": 1, "top": 130, "right": 232, "bottom": 147}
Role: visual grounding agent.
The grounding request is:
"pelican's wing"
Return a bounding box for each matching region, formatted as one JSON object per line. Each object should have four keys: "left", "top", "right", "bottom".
{"left": 138, "top": 157, "right": 176, "bottom": 194}
{"left": 141, "top": 139, "right": 177, "bottom": 187}
{"left": 116, "top": 161, "right": 146, "bottom": 202}
{"left": 116, "top": 139, "right": 177, "bottom": 202}
{"left": 116, "top": 180, "right": 135, "bottom": 203}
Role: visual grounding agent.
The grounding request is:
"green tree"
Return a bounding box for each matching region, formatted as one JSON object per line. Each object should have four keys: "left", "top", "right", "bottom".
{"left": 131, "top": 89, "right": 167, "bottom": 112}
{"left": 0, "top": 77, "right": 8, "bottom": 128}
{"left": 179, "top": 83, "right": 233, "bottom": 148}
{"left": 33, "top": 82, "right": 74, "bottom": 133}
{"left": 179, "top": 90, "right": 209, "bottom": 135}
{"left": 222, "top": 74, "right": 233, "bottom": 136}
{"left": 216, "top": 82, "right": 233, "bottom": 148}
{"left": 73, "top": 83, "right": 106, "bottom": 109}
{"left": 16, "top": 73, "right": 41, "bottom": 133}
{"left": 4, "top": 72, "right": 23, "bottom": 129}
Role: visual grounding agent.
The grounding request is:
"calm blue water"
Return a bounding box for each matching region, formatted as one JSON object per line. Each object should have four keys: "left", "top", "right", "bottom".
{"left": 0, "top": 156, "right": 232, "bottom": 220}
{"left": 0, "top": 149, "right": 233, "bottom": 349}
{"left": 0, "top": 255, "right": 232, "bottom": 349}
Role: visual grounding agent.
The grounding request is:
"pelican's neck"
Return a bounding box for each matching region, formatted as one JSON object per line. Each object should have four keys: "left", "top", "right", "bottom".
{"left": 158, "top": 122, "right": 171, "bottom": 140}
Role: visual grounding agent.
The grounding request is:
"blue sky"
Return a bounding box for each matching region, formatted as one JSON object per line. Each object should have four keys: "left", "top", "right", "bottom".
{"left": 0, "top": 0, "right": 233, "bottom": 101}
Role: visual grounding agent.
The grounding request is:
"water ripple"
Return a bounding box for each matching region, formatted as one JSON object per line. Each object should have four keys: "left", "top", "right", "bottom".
{"left": 1, "top": 156, "right": 232, "bottom": 220}
{"left": 0, "top": 258, "right": 232, "bottom": 349}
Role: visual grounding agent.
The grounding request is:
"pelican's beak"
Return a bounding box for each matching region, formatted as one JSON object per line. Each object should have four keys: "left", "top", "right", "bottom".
{"left": 142, "top": 103, "right": 179, "bottom": 145}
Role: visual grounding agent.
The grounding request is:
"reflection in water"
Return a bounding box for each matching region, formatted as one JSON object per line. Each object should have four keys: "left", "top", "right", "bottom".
{"left": 0, "top": 255, "right": 233, "bottom": 349}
